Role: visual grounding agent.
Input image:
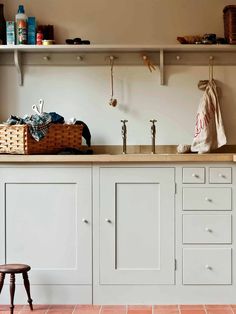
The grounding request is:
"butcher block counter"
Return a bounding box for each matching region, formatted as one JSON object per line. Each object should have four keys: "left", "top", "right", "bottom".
{"left": 0, "top": 152, "right": 233, "bottom": 162}
{"left": 0, "top": 145, "right": 234, "bottom": 162}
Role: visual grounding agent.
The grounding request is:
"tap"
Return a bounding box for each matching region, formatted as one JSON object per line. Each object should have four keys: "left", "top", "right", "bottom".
{"left": 121, "top": 120, "right": 128, "bottom": 154}
{"left": 150, "top": 119, "right": 157, "bottom": 154}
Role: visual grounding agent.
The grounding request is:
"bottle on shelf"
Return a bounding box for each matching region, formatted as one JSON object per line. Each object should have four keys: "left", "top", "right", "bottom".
{"left": 0, "top": 3, "right": 6, "bottom": 45}
{"left": 28, "top": 17, "right": 36, "bottom": 45}
{"left": 16, "top": 4, "right": 27, "bottom": 44}
{"left": 6, "top": 21, "right": 15, "bottom": 45}
{"left": 36, "top": 26, "right": 43, "bottom": 45}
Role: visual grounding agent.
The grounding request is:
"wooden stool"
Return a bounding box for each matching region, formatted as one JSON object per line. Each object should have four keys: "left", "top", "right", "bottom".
{"left": 0, "top": 264, "right": 33, "bottom": 314}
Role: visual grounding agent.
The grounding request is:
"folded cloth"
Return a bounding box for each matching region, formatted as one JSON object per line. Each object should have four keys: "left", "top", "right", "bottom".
{"left": 57, "top": 148, "right": 93, "bottom": 155}
{"left": 5, "top": 115, "right": 25, "bottom": 125}
{"left": 49, "top": 112, "right": 65, "bottom": 124}
{"left": 23, "top": 113, "right": 52, "bottom": 141}
{"left": 75, "top": 120, "right": 91, "bottom": 147}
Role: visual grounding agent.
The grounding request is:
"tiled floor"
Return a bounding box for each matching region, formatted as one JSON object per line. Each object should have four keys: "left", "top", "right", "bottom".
{"left": 0, "top": 305, "right": 236, "bottom": 314}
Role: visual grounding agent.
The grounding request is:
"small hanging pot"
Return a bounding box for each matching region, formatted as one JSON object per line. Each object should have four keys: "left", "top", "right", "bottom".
{"left": 109, "top": 56, "right": 118, "bottom": 107}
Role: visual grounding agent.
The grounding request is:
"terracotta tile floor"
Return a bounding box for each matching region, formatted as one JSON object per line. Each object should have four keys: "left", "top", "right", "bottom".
{"left": 0, "top": 304, "right": 235, "bottom": 314}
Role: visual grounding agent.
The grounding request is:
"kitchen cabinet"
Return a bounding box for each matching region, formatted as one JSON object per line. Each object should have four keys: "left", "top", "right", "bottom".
{"left": 183, "top": 187, "right": 232, "bottom": 211}
{"left": 181, "top": 165, "right": 234, "bottom": 289}
{"left": 182, "top": 167, "right": 205, "bottom": 183}
{"left": 183, "top": 248, "right": 232, "bottom": 285}
{"left": 0, "top": 166, "right": 92, "bottom": 303}
{"left": 183, "top": 214, "right": 232, "bottom": 244}
{"left": 98, "top": 167, "right": 175, "bottom": 285}
{"left": 93, "top": 163, "right": 235, "bottom": 304}
{"left": 209, "top": 167, "right": 232, "bottom": 183}
{"left": 0, "top": 162, "right": 235, "bottom": 304}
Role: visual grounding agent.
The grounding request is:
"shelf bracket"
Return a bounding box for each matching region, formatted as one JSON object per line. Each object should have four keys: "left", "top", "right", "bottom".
{"left": 159, "top": 49, "right": 164, "bottom": 85}
{"left": 14, "top": 50, "right": 23, "bottom": 86}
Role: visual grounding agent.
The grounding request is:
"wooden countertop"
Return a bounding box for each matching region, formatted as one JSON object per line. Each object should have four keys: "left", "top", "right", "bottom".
{"left": 0, "top": 153, "right": 233, "bottom": 163}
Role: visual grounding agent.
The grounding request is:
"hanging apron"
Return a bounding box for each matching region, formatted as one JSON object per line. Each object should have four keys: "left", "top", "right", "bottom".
{"left": 191, "top": 79, "right": 227, "bottom": 153}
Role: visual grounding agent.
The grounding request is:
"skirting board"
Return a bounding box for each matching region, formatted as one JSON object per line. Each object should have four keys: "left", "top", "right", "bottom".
{"left": 0, "top": 284, "right": 92, "bottom": 304}
{"left": 93, "top": 285, "right": 236, "bottom": 305}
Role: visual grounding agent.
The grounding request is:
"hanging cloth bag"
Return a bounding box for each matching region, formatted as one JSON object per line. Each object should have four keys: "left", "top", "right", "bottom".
{"left": 191, "top": 79, "right": 227, "bottom": 153}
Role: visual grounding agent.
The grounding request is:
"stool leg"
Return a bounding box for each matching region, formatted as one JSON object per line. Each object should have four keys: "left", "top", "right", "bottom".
{"left": 0, "top": 273, "right": 5, "bottom": 294}
{"left": 23, "top": 272, "right": 33, "bottom": 310}
{"left": 10, "top": 273, "right": 15, "bottom": 314}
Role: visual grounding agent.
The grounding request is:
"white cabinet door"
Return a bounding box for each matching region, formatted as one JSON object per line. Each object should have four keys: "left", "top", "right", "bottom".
{"left": 183, "top": 187, "right": 232, "bottom": 211}
{"left": 0, "top": 167, "right": 92, "bottom": 285}
{"left": 99, "top": 167, "right": 175, "bottom": 285}
{"left": 183, "top": 214, "right": 232, "bottom": 244}
{"left": 182, "top": 167, "right": 205, "bottom": 184}
{"left": 183, "top": 248, "right": 232, "bottom": 285}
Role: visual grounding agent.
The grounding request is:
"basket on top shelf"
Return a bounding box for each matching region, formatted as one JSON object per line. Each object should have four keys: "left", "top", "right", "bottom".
{"left": 224, "top": 5, "right": 236, "bottom": 44}
{"left": 0, "top": 123, "right": 83, "bottom": 154}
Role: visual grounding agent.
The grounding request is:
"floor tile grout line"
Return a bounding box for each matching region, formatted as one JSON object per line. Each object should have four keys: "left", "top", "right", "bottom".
{"left": 15, "top": 304, "right": 25, "bottom": 314}
{"left": 4, "top": 304, "right": 236, "bottom": 313}
{"left": 71, "top": 304, "right": 77, "bottom": 314}
{"left": 18, "top": 305, "right": 25, "bottom": 314}
{"left": 99, "top": 304, "right": 103, "bottom": 314}
{"left": 177, "top": 304, "right": 181, "bottom": 314}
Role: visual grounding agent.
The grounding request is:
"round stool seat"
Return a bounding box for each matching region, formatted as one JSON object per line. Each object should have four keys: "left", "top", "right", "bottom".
{"left": 0, "top": 264, "right": 31, "bottom": 274}
{"left": 0, "top": 264, "right": 33, "bottom": 313}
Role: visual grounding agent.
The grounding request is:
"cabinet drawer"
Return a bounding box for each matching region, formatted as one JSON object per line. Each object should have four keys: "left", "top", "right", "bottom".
{"left": 183, "top": 187, "right": 232, "bottom": 211}
{"left": 182, "top": 168, "right": 205, "bottom": 184}
{"left": 183, "top": 248, "right": 232, "bottom": 285}
{"left": 209, "top": 168, "right": 232, "bottom": 184}
{"left": 183, "top": 214, "right": 232, "bottom": 244}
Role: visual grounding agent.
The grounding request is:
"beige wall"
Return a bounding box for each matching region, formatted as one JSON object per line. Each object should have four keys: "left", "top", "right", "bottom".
{"left": 3, "top": 0, "right": 235, "bottom": 44}
{"left": 0, "top": 0, "right": 236, "bottom": 145}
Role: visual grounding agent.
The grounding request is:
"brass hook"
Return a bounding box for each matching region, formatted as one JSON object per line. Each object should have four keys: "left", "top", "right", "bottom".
{"left": 209, "top": 56, "right": 214, "bottom": 81}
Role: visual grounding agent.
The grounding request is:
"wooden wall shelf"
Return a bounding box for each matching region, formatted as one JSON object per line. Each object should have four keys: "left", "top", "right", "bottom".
{"left": 0, "top": 44, "right": 236, "bottom": 86}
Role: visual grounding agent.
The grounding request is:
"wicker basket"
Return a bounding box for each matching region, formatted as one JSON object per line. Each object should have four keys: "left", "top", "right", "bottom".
{"left": 223, "top": 5, "right": 236, "bottom": 44}
{"left": 0, "top": 124, "right": 83, "bottom": 154}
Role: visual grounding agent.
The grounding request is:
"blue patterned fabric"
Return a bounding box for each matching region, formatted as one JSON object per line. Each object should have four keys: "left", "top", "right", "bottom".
{"left": 23, "top": 113, "right": 52, "bottom": 141}
{"left": 5, "top": 113, "right": 52, "bottom": 141}
{"left": 5, "top": 115, "right": 24, "bottom": 125}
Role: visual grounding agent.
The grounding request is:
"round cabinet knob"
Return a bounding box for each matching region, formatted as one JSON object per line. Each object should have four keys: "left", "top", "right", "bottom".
{"left": 82, "top": 219, "right": 89, "bottom": 224}
{"left": 205, "top": 197, "right": 212, "bottom": 202}
{"left": 105, "top": 218, "right": 112, "bottom": 223}
{"left": 218, "top": 173, "right": 225, "bottom": 178}
{"left": 192, "top": 173, "right": 199, "bottom": 178}
{"left": 205, "top": 265, "right": 212, "bottom": 270}
{"left": 205, "top": 227, "right": 212, "bottom": 233}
